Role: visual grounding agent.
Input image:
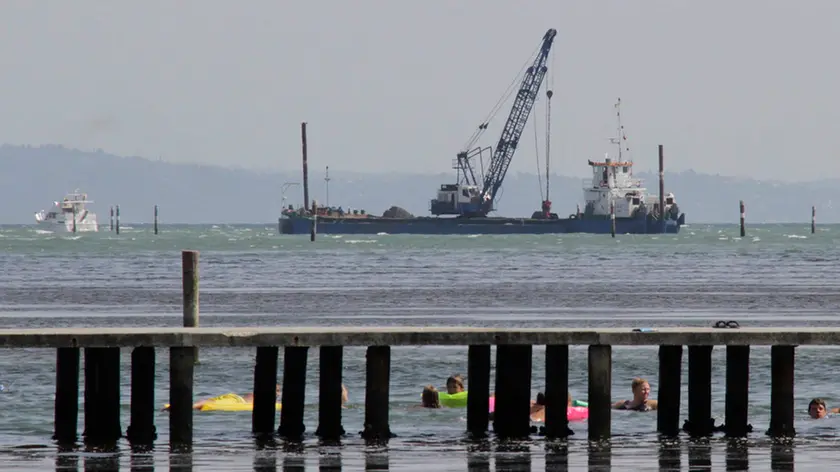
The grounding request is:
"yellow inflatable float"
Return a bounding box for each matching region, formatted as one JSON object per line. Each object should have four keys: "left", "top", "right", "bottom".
{"left": 163, "top": 393, "right": 282, "bottom": 412}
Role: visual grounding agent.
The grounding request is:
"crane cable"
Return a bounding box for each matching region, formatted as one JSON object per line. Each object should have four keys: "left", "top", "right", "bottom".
{"left": 461, "top": 41, "right": 546, "bottom": 152}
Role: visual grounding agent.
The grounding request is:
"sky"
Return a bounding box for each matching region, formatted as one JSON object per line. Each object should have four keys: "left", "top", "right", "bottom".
{"left": 0, "top": 1, "right": 836, "bottom": 182}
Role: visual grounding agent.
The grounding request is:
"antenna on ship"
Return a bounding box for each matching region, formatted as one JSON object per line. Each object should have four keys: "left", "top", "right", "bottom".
{"left": 613, "top": 98, "right": 630, "bottom": 163}
{"left": 325, "top": 165, "right": 331, "bottom": 208}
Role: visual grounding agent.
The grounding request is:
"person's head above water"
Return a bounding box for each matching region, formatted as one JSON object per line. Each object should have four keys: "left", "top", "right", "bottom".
{"left": 631, "top": 377, "right": 651, "bottom": 402}
{"left": 422, "top": 385, "right": 441, "bottom": 408}
{"left": 446, "top": 375, "right": 465, "bottom": 394}
{"left": 809, "top": 398, "right": 828, "bottom": 419}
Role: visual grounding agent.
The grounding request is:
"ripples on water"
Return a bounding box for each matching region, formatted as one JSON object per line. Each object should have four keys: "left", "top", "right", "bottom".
{"left": 0, "top": 223, "right": 838, "bottom": 470}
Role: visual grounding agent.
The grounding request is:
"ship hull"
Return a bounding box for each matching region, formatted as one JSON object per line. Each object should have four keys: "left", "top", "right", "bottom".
{"left": 279, "top": 213, "right": 685, "bottom": 235}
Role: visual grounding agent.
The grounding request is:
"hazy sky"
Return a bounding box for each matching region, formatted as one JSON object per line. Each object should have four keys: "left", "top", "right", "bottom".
{"left": 0, "top": 1, "right": 835, "bottom": 181}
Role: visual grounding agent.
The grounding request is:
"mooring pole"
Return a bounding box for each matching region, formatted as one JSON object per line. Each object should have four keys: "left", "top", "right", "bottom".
{"left": 115, "top": 205, "right": 121, "bottom": 235}
{"left": 739, "top": 201, "right": 745, "bottom": 237}
{"left": 812, "top": 206, "right": 816, "bottom": 234}
{"left": 301, "top": 122, "right": 310, "bottom": 216}
{"left": 154, "top": 205, "right": 159, "bottom": 235}
{"left": 610, "top": 201, "right": 616, "bottom": 238}
{"left": 109, "top": 206, "right": 114, "bottom": 232}
{"left": 659, "top": 144, "right": 666, "bottom": 234}
{"left": 182, "top": 250, "right": 199, "bottom": 364}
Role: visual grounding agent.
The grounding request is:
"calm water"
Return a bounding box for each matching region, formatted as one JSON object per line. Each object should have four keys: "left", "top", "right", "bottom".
{"left": 0, "top": 222, "right": 838, "bottom": 471}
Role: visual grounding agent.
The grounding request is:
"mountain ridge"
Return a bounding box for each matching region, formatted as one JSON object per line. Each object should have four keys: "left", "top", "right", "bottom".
{"left": 1, "top": 144, "right": 832, "bottom": 224}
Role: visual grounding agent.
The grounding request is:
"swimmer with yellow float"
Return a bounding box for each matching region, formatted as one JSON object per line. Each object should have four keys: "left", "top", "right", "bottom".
{"left": 163, "top": 383, "right": 349, "bottom": 412}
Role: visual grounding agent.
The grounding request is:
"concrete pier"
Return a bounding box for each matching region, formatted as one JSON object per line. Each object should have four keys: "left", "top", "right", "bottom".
{"left": 5, "top": 326, "right": 835, "bottom": 449}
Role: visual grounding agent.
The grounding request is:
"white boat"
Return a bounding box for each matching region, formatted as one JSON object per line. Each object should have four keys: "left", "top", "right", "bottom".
{"left": 34, "top": 190, "right": 99, "bottom": 232}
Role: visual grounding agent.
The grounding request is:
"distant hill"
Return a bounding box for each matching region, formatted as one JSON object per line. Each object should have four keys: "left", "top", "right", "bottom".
{"left": 0, "top": 144, "right": 832, "bottom": 224}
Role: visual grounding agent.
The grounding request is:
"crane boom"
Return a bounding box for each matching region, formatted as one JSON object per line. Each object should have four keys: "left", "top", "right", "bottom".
{"left": 479, "top": 28, "right": 556, "bottom": 216}
{"left": 429, "top": 28, "right": 557, "bottom": 218}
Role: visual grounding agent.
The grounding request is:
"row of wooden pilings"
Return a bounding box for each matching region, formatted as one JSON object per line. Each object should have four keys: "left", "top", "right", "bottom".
{"left": 100, "top": 205, "right": 160, "bottom": 234}
{"left": 50, "top": 341, "right": 796, "bottom": 451}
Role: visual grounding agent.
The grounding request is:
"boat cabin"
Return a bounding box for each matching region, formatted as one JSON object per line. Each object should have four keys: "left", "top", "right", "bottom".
{"left": 430, "top": 183, "right": 485, "bottom": 215}
{"left": 582, "top": 155, "right": 646, "bottom": 218}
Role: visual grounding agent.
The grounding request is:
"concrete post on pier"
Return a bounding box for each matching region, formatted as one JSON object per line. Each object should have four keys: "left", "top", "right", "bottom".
{"left": 82, "top": 347, "right": 122, "bottom": 446}
{"left": 115, "top": 205, "right": 121, "bottom": 235}
{"left": 126, "top": 346, "right": 157, "bottom": 446}
{"left": 610, "top": 202, "right": 616, "bottom": 238}
{"left": 657, "top": 345, "right": 683, "bottom": 437}
{"left": 316, "top": 346, "right": 346, "bottom": 440}
{"left": 812, "top": 206, "right": 816, "bottom": 234}
{"left": 767, "top": 345, "right": 795, "bottom": 437}
{"left": 278, "top": 346, "right": 309, "bottom": 440}
{"left": 493, "top": 345, "right": 533, "bottom": 439}
{"left": 109, "top": 206, "right": 114, "bottom": 232}
{"left": 252, "top": 346, "right": 279, "bottom": 437}
{"left": 739, "top": 201, "right": 745, "bottom": 238}
{"left": 362, "top": 346, "right": 393, "bottom": 441}
{"left": 724, "top": 346, "right": 752, "bottom": 437}
{"left": 182, "top": 250, "right": 199, "bottom": 364}
{"left": 544, "top": 344, "right": 572, "bottom": 438}
{"left": 466, "top": 345, "right": 491, "bottom": 438}
{"left": 53, "top": 347, "right": 80, "bottom": 445}
{"left": 684, "top": 346, "right": 715, "bottom": 436}
{"left": 588, "top": 345, "right": 612, "bottom": 441}
{"left": 154, "top": 205, "right": 159, "bottom": 235}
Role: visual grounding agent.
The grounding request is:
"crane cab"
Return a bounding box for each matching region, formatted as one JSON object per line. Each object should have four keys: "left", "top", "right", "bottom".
{"left": 430, "top": 183, "right": 485, "bottom": 216}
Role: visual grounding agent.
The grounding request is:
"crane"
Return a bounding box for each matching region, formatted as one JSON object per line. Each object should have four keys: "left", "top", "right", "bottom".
{"left": 430, "top": 28, "right": 557, "bottom": 217}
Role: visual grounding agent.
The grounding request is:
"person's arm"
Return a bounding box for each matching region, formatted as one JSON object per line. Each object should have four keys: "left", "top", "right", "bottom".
{"left": 612, "top": 400, "right": 626, "bottom": 409}
{"left": 647, "top": 399, "right": 658, "bottom": 410}
{"left": 831, "top": 407, "right": 840, "bottom": 414}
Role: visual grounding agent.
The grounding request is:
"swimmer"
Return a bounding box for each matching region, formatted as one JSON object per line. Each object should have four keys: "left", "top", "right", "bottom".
{"left": 807, "top": 397, "right": 840, "bottom": 418}
{"left": 421, "top": 385, "right": 441, "bottom": 408}
{"left": 446, "top": 375, "right": 465, "bottom": 394}
{"left": 529, "top": 391, "right": 572, "bottom": 422}
{"left": 613, "top": 377, "right": 658, "bottom": 411}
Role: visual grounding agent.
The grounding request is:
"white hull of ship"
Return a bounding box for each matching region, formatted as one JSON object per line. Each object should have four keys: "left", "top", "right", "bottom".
{"left": 34, "top": 211, "right": 99, "bottom": 232}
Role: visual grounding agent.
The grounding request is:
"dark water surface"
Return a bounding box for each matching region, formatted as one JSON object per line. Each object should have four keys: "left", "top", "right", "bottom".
{"left": 0, "top": 223, "right": 838, "bottom": 470}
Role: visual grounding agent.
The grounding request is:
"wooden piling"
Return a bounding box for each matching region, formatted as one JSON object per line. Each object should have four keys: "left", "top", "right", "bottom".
{"left": 362, "top": 346, "right": 392, "bottom": 440}
{"left": 466, "top": 345, "right": 491, "bottom": 437}
{"left": 82, "top": 347, "right": 122, "bottom": 445}
{"left": 72, "top": 205, "right": 77, "bottom": 233}
{"left": 610, "top": 201, "right": 616, "bottom": 238}
{"left": 301, "top": 122, "right": 310, "bottom": 218}
{"left": 493, "top": 345, "right": 532, "bottom": 439}
{"left": 126, "top": 346, "right": 157, "bottom": 446}
{"left": 316, "top": 345, "right": 346, "bottom": 439}
{"left": 544, "top": 344, "right": 571, "bottom": 438}
{"left": 724, "top": 345, "right": 751, "bottom": 437}
{"left": 109, "top": 206, "right": 114, "bottom": 232}
{"left": 182, "top": 250, "right": 199, "bottom": 364}
{"left": 169, "top": 346, "right": 195, "bottom": 450}
{"left": 310, "top": 215, "right": 317, "bottom": 242}
{"left": 768, "top": 345, "right": 795, "bottom": 437}
{"left": 53, "top": 347, "right": 80, "bottom": 445}
{"left": 656, "top": 345, "right": 682, "bottom": 437}
{"left": 739, "top": 200, "right": 745, "bottom": 237}
{"left": 154, "top": 205, "right": 159, "bottom": 235}
{"left": 812, "top": 206, "right": 816, "bottom": 234}
{"left": 279, "top": 346, "right": 309, "bottom": 440}
{"left": 252, "top": 346, "right": 279, "bottom": 436}
{"left": 659, "top": 144, "right": 666, "bottom": 234}
{"left": 115, "top": 205, "right": 120, "bottom": 235}
{"left": 588, "top": 345, "right": 612, "bottom": 441}
{"left": 685, "top": 345, "right": 714, "bottom": 436}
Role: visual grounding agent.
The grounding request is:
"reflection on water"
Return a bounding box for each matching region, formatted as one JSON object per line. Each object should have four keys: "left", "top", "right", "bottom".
{"left": 40, "top": 438, "right": 804, "bottom": 471}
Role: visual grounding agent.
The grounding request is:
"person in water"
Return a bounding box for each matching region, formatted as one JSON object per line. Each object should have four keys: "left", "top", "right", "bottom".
{"left": 613, "top": 377, "right": 658, "bottom": 411}
{"left": 421, "top": 385, "right": 441, "bottom": 408}
{"left": 807, "top": 397, "right": 840, "bottom": 418}
{"left": 529, "top": 391, "right": 572, "bottom": 422}
{"left": 446, "top": 375, "right": 465, "bottom": 394}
